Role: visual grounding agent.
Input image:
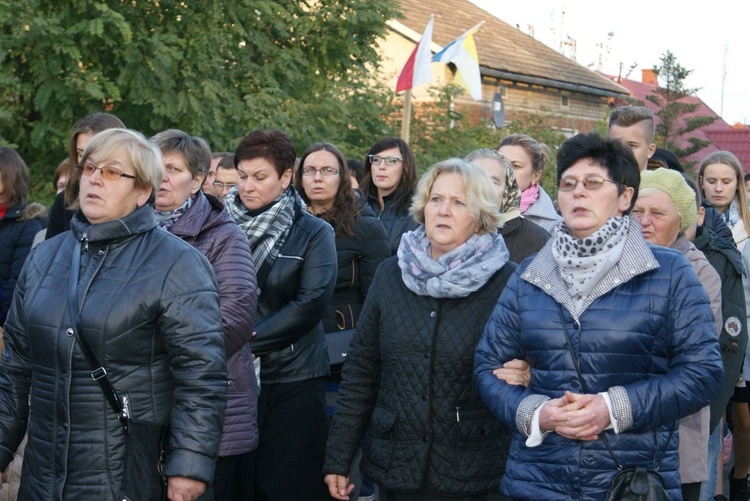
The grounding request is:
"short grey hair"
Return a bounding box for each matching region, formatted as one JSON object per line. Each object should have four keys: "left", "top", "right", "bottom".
{"left": 81, "top": 129, "right": 164, "bottom": 202}
{"left": 410, "top": 158, "right": 501, "bottom": 234}
{"left": 150, "top": 129, "right": 211, "bottom": 179}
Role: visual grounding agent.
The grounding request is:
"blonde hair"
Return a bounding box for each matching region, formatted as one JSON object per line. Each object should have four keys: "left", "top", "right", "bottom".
{"left": 80, "top": 129, "right": 163, "bottom": 203}
{"left": 410, "top": 158, "right": 501, "bottom": 234}
{"left": 698, "top": 150, "right": 750, "bottom": 238}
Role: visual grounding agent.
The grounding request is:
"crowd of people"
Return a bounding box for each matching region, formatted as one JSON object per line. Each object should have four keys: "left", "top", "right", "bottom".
{"left": 0, "top": 105, "right": 746, "bottom": 501}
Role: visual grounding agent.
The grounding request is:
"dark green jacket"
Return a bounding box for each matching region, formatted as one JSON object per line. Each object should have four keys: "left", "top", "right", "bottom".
{"left": 694, "top": 226, "right": 748, "bottom": 432}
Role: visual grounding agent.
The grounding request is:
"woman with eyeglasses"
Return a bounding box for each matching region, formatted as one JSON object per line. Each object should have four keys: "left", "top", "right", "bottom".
{"left": 0, "top": 129, "right": 228, "bottom": 500}
{"left": 360, "top": 137, "right": 419, "bottom": 254}
{"left": 225, "top": 129, "right": 337, "bottom": 501}
{"left": 475, "top": 132, "right": 722, "bottom": 500}
{"left": 150, "top": 130, "right": 258, "bottom": 501}
{"left": 295, "top": 142, "right": 390, "bottom": 335}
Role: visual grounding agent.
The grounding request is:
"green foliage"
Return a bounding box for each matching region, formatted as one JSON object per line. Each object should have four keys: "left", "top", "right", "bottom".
{"left": 647, "top": 50, "right": 717, "bottom": 165}
{"left": 406, "top": 84, "right": 566, "bottom": 197}
{"left": 0, "top": 0, "right": 400, "bottom": 205}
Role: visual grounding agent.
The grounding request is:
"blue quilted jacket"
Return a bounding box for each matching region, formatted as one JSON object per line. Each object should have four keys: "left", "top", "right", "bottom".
{"left": 475, "top": 223, "right": 723, "bottom": 500}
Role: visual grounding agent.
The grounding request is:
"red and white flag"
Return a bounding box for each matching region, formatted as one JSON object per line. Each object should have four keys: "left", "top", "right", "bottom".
{"left": 396, "top": 16, "right": 434, "bottom": 93}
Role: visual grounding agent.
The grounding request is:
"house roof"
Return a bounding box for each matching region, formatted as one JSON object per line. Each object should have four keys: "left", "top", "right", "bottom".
{"left": 704, "top": 129, "right": 750, "bottom": 171}
{"left": 603, "top": 74, "right": 750, "bottom": 169}
{"left": 394, "top": 0, "right": 629, "bottom": 98}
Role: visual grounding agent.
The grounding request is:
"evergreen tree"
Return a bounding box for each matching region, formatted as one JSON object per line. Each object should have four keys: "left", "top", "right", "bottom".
{"left": 646, "top": 51, "right": 717, "bottom": 166}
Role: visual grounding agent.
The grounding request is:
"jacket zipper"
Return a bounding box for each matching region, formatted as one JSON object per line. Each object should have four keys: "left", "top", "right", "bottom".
{"left": 60, "top": 243, "right": 109, "bottom": 498}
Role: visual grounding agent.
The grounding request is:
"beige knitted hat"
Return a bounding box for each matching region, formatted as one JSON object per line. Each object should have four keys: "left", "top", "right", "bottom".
{"left": 639, "top": 167, "right": 696, "bottom": 232}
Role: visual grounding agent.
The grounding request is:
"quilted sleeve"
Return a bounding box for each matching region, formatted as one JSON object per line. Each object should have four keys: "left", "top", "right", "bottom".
{"left": 624, "top": 252, "right": 723, "bottom": 432}
{"left": 474, "top": 268, "right": 546, "bottom": 434}
{"left": 159, "top": 246, "right": 227, "bottom": 484}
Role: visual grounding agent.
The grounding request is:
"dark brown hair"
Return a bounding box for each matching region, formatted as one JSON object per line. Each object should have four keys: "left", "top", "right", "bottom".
{"left": 359, "top": 137, "right": 418, "bottom": 214}
{"left": 0, "top": 147, "right": 30, "bottom": 207}
{"left": 295, "top": 143, "right": 358, "bottom": 237}
{"left": 53, "top": 158, "right": 71, "bottom": 192}
{"left": 65, "top": 112, "right": 126, "bottom": 205}
{"left": 234, "top": 129, "right": 296, "bottom": 177}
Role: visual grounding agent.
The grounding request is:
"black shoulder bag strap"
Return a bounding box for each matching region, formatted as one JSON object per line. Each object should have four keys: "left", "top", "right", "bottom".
{"left": 67, "top": 241, "right": 130, "bottom": 432}
{"left": 557, "top": 305, "right": 672, "bottom": 471}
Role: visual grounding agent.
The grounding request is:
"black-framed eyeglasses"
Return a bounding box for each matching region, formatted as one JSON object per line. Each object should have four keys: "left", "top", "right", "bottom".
{"left": 301, "top": 166, "right": 340, "bottom": 177}
{"left": 212, "top": 181, "right": 238, "bottom": 191}
{"left": 77, "top": 161, "right": 136, "bottom": 181}
{"left": 369, "top": 155, "right": 403, "bottom": 166}
{"left": 558, "top": 176, "right": 620, "bottom": 192}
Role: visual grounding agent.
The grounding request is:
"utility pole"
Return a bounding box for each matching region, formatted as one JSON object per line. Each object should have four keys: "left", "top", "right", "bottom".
{"left": 720, "top": 43, "right": 728, "bottom": 118}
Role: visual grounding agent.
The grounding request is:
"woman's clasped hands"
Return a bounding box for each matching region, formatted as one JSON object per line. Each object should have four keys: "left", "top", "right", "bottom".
{"left": 539, "top": 391, "right": 611, "bottom": 441}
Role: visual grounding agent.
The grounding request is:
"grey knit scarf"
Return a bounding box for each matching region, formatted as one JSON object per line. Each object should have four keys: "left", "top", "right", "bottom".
{"left": 398, "top": 226, "right": 510, "bottom": 298}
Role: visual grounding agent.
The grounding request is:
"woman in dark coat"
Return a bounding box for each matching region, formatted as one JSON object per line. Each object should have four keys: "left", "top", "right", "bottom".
{"left": 325, "top": 158, "right": 515, "bottom": 500}
{"left": 0, "top": 129, "right": 227, "bottom": 500}
{"left": 475, "top": 132, "right": 723, "bottom": 500}
{"left": 151, "top": 129, "right": 258, "bottom": 501}
{"left": 0, "top": 148, "right": 42, "bottom": 324}
{"left": 295, "top": 142, "right": 390, "bottom": 335}
{"left": 46, "top": 112, "right": 125, "bottom": 239}
{"left": 359, "top": 137, "right": 419, "bottom": 254}
{"left": 225, "top": 129, "right": 337, "bottom": 501}
{"left": 466, "top": 148, "right": 551, "bottom": 263}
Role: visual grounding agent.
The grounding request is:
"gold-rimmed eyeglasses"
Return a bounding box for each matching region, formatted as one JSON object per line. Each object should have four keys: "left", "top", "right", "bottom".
{"left": 558, "top": 176, "right": 620, "bottom": 192}
{"left": 77, "top": 162, "right": 136, "bottom": 181}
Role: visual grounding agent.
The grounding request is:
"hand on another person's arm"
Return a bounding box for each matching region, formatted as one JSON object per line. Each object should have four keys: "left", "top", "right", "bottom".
{"left": 492, "top": 359, "right": 530, "bottom": 386}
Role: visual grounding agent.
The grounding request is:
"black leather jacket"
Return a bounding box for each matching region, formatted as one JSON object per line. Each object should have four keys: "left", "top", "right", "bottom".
{"left": 252, "top": 194, "right": 337, "bottom": 384}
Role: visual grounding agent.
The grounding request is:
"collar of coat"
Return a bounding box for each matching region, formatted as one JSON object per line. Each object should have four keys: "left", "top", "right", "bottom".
{"left": 521, "top": 214, "right": 660, "bottom": 324}
{"left": 70, "top": 204, "right": 158, "bottom": 247}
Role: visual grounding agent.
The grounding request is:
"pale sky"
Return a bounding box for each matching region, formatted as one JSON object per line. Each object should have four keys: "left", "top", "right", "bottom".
{"left": 469, "top": 0, "right": 750, "bottom": 125}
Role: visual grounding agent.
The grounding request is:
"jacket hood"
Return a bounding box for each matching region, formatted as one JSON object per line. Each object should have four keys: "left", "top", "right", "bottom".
{"left": 695, "top": 226, "right": 746, "bottom": 277}
{"left": 701, "top": 203, "right": 734, "bottom": 242}
{"left": 21, "top": 202, "right": 48, "bottom": 221}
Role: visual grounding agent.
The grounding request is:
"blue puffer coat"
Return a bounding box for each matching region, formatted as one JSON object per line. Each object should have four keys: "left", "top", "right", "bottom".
{"left": 0, "top": 203, "right": 42, "bottom": 324}
{"left": 475, "top": 223, "right": 723, "bottom": 501}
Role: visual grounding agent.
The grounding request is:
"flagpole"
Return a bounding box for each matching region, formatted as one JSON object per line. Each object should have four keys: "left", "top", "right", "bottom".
{"left": 401, "top": 89, "right": 412, "bottom": 144}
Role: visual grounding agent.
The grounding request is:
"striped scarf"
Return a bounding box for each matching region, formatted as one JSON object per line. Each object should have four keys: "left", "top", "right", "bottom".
{"left": 226, "top": 187, "right": 298, "bottom": 276}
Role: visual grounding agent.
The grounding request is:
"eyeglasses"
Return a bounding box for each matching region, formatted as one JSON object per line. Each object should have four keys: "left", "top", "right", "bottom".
{"left": 369, "top": 155, "right": 403, "bottom": 166}
{"left": 77, "top": 161, "right": 136, "bottom": 181}
{"left": 212, "top": 181, "right": 238, "bottom": 191}
{"left": 301, "top": 166, "right": 339, "bottom": 177}
{"left": 558, "top": 176, "right": 620, "bottom": 192}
